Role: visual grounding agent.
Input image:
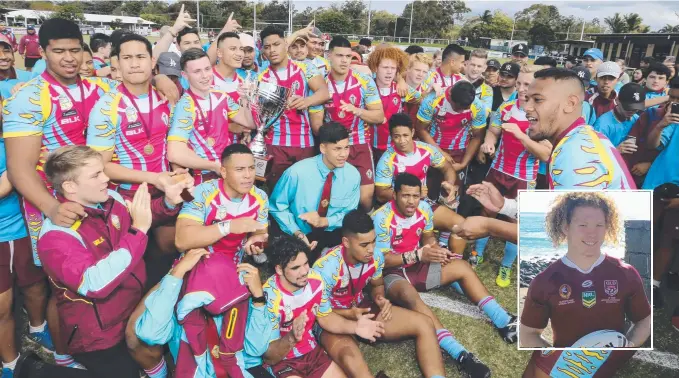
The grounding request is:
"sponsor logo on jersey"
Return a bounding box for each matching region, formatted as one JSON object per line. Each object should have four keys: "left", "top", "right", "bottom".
{"left": 604, "top": 280, "right": 618, "bottom": 296}
{"left": 582, "top": 291, "right": 596, "bottom": 308}
{"left": 581, "top": 280, "right": 593, "bottom": 288}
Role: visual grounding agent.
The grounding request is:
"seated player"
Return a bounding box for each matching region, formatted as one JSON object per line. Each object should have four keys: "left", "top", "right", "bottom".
{"left": 416, "top": 81, "right": 490, "bottom": 199}
{"left": 313, "top": 210, "right": 447, "bottom": 378}
{"left": 324, "top": 36, "right": 385, "bottom": 212}
{"left": 476, "top": 65, "right": 552, "bottom": 287}
{"left": 372, "top": 173, "right": 518, "bottom": 378}
{"left": 261, "top": 235, "right": 385, "bottom": 378}
{"left": 168, "top": 48, "right": 255, "bottom": 185}
{"left": 524, "top": 68, "right": 636, "bottom": 189}
{"left": 375, "top": 113, "right": 464, "bottom": 255}
{"left": 87, "top": 33, "right": 191, "bottom": 256}
{"left": 521, "top": 192, "right": 651, "bottom": 378}
{"left": 270, "top": 122, "right": 360, "bottom": 261}
{"left": 37, "top": 146, "right": 185, "bottom": 377}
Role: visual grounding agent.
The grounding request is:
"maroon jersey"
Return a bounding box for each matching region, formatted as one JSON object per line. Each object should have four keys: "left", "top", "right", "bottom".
{"left": 521, "top": 254, "right": 650, "bottom": 347}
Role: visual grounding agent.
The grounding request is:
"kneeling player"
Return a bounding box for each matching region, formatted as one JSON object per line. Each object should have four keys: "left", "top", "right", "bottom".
{"left": 521, "top": 192, "right": 651, "bottom": 377}
{"left": 261, "top": 235, "right": 385, "bottom": 378}
{"left": 313, "top": 210, "right": 446, "bottom": 378}
{"left": 372, "top": 173, "right": 517, "bottom": 378}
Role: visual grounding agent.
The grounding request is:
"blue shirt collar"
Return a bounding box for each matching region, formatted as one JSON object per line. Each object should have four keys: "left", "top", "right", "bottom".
{"left": 315, "top": 154, "right": 335, "bottom": 178}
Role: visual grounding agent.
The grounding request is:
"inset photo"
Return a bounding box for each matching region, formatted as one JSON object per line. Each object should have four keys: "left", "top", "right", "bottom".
{"left": 517, "top": 190, "right": 652, "bottom": 352}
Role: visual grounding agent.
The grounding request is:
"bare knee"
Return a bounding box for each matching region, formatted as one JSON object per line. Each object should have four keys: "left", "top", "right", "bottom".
{"left": 0, "top": 290, "right": 13, "bottom": 321}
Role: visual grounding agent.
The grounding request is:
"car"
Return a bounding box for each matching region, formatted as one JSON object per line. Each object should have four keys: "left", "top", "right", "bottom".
{"left": 79, "top": 24, "right": 95, "bottom": 35}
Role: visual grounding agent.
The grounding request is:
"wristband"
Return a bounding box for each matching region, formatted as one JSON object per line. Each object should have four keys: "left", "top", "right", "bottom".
{"left": 402, "top": 254, "right": 407, "bottom": 266}
{"left": 498, "top": 198, "right": 518, "bottom": 220}
{"left": 218, "top": 220, "right": 231, "bottom": 236}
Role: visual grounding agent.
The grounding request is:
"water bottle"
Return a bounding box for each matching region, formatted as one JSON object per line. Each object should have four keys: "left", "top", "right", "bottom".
{"left": 469, "top": 251, "right": 479, "bottom": 270}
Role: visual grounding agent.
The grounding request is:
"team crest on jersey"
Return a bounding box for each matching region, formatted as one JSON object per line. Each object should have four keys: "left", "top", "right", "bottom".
{"left": 604, "top": 280, "right": 618, "bottom": 296}
{"left": 349, "top": 94, "right": 357, "bottom": 105}
{"left": 291, "top": 80, "right": 300, "bottom": 93}
{"left": 582, "top": 291, "right": 596, "bottom": 308}
{"left": 340, "top": 270, "right": 350, "bottom": 288}
{"left": 58, "top": 95, "right": 73, "bottom": 111}
{"left": 416, "top": 228, "right": 422, "bottom": 236}
{"left": 111, "top": 215, "right": 121, "bottom": 230}
{"left": 559, "top": 284, "right": 571, "bottom": 299}
{"left": 312, "top": 303, "right": 320, "bottom": 315}
{"left": 461, "top": 118, "right": 469, "bottom": 125}
{"left": 396, "top": 225, "right": 403, "bottom": 236}
{"left": 366, "top": 169, "right": 373, "bottom": 179}
{"left": 162, "top": 113, "right": 169, "bottom": 126}
{"left": 125, "top": 107, "right": 138, "bottom": 123}
{"left": 392, "top": 97, "right": 399, "bottom": 106}
{"left": 502, "top": 111, "right": 511, "bottom": 122}
{"left": 283, "top": 304, "right": 293, "bottom": 321}
{"left": 396, "top": 162, "right": 406, "bottom": 173}
{"left": 216, "top": 206, "right": 228, "bottom": 221}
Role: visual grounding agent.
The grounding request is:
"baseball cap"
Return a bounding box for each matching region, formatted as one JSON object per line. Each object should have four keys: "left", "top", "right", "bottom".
{"left": 486, "top": 59, "right": 501, "bottom": 70}
{"left": 571, "top": 66, "right": 591, "bottom": 87}
{"left": 239, "top": 33, "right": 255, "bottom": 49}
{"left": 583, "top": 48, "right": 604, "bottom": 61}
{"left": 157, "top": 52, "right": 181, "bottom": 77}
{"left": 309, "top": 27, "right": 322, "bottom": 39}
{"left": 512, "top": 43, "right": 528, "bottom": 57}
{"left": 291, "top": 34, "right": 308, "bottom": 45}
{"left": 618, "top": 83, "right": 646, "bottom": 111}
{"left": 596, "top": 61, "right": 622, "bottom": 78}
{"left": 0, "top": 34, "right": 13, "bottom": 50}
{"left": 500, "top": 62, "right": 520, "bottom": 78}
{"left": 27, "top": 25, "right": 35, "bottom": 30}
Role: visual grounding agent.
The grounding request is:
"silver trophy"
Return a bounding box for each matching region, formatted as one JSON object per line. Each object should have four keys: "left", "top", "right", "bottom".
{"left": 242, "top": 72, "right": 291, "bottom": 159}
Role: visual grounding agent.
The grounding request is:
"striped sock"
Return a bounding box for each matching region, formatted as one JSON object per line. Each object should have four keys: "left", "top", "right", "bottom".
{"left": 450, "top": 281, "right": 465, "bottom": 295}
{"left": 478, "top": 295, "right": 511, "bottom": 328}
{"left": 436, "top": 329, "right": 466, "bottom": 360}
{"left": 2, "top": 354, "right": 19, "bottom": 371}
{"left": 53, "top": 353, "right": 86, "bottom": 370}
{"left": 144, "top": 358, "right": 167, "bottom": 378}
{"left": 501, "top": 242, "right": 518, "bottom": 268}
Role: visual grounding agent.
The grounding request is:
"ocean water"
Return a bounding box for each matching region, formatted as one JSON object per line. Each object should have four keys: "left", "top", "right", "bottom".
{"left": 519, "top": 212, "right": 626, "bottom": 260}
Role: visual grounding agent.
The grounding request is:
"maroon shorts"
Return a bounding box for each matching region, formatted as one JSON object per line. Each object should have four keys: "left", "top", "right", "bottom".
{"left": 426, "top": 149, "right": 466, "bottom": 202}
{"left": 383, "top": 262, "right": 442, "bottom": 293}
{"left": 532, "top": 349, "right": 635, "bottom": 377}
{"left": 349, "top": 144, "right": 375, "bottom": 185}
{"left": 117, "top": 185, "right": 163, "bottom": 201}
{"left": 266, "top": 145, "right": 316, "bottom": 189}
{"left": 271, "top": 346, "right": 333, "bottom": 378}
{"left": 484, "top": 168, "right": 531, "bottom": 200}
{"left": 0, "top": 237, "right": 46, "bottom": 293}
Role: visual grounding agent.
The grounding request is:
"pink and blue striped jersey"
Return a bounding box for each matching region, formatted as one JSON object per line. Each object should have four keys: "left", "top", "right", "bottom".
{"left": 323, "top": 70, "right": 380, "bottom": 146}
{"left": 372, "top": 200, "right": 434, "bottom": 263}
{"left": 313, "top": 245, "right": 384, "bottom": 309}
{"left": 489, "top": 99, "right": 539, "bottom": 181}
{"left": 259, "top": 60, "right": 320, "bottom": 148}
{"left": 86, "top": 88, "right": 171, "bottom": 190}
{"left": 168, "top": 90, "right": 240, "bottom": 175}
{"left": 178, "top": 180, "right": 269, "bottom": 264}
{"left": 421, "top": 68, "right": 463, "bottom": 92}
{"left": 371, "top": 82, "right": 408, "bottom": 151}
{"left": 375, "top": 141, "right": 444, "bottom": 188}
{"left": 262, "top": 270, "right": 332, "bottom": 359}
{"left": 548, "top": 118, "right": 636, "bottom": 190}
{"left": 417, "top": 90, "right": 489, "bottom": 151}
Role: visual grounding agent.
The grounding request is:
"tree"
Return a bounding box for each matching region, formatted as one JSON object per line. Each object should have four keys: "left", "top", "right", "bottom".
{"left": 109, "top": 18, "right": 124, "bottom": 30}
{"left": 258, "top": 0, "right": 290, "bottom": 28}
{"left": 528, "top": 23, "right": 555, "bottom": 48}
{"left": 51, "top": 3, "right": 85, "bottom": 22}
{"left": 604, "top": 13, "right": 627, "bottom": 33}
{"left": 515, "top": 4, "right": 560, "bottom": 28}
{"left": 402, "top": 1, "right": 470, "bottom": 39}
{"left": 459, "top": 10, "right": 512, "bottom": 44}
{"left": 315, "top": 9, "right": 352, "bottom": 34}
{"left": 341, "top": 0, "right": 366, "bottom": 34}
{"left": 120, "top": 1, "right": 145, "bottom": 17}
{"left": 659, "top": 24, "right": 679, "bottom": 33}
{"left": 370, "top": 10, "right": 396, "bottom": 36}
{"left": 29, "top": 1, "right": 56, "bottom": 11}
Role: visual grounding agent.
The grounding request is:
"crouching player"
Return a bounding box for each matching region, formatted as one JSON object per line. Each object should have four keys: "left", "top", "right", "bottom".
{"left": 313, "top": 210, "right": 447, "bottom": 378}
{"left": 372, "top": 173, "right": 518, "bottom": 378}
{"left": 37, "top": 146, "right": 185, "bottom": 377}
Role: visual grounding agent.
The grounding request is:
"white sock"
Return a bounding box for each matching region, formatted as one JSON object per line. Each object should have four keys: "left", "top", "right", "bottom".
{"left": 29, "top": 320, "right": 47, "bottom": 333}
{"left": 653, "top": 280, "right": 661, "bottom": 288}
{"left": 2, "top": 355, "right": 19, "bottom": 370}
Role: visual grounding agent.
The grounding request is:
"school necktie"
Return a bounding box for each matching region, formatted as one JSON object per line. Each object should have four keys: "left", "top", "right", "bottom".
{"left": 317, "top": 171, "right": 334, "bottom": 218}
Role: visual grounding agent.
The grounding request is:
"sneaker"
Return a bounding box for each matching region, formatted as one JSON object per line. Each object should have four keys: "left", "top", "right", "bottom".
{"left": 497, "top": 315, "right": 518, "bottom": 344}
{"left": 496, "top": 266, "right": 512, "bottom": 288}
{"left": 1, "top": 368, "right": 14, "bottom": 378}
{"left": 653, "top": 285, "right": 664, "bottom": 309}
{"left": 477, "top": 255, "right": 484, "bottom": 265}
{"left": 456, "top": 351, "right": 491, "bottom": 378}
{"left": 25, "top": 328, "right": 54, "bottom": 353}
{"left": 672, "top": 306, "right": 679, "bottom": 332}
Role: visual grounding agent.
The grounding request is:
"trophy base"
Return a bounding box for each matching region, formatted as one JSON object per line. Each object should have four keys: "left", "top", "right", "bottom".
{"left": 253, "top": 155, "right": 271, "bottom": 182}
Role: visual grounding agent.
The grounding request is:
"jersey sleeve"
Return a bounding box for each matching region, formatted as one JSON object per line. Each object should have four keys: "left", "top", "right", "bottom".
{"left": 471, "top": 98, "right": 490, "bottom": 129}
{"left": 243, "top": 301, "right": 275, "bottom": 358}
{"left": 549, "top": 133, "right": 615, "bottom": 189}
{"left": 422, "top": 202, "right": 434, "bottom": 233}
{"left": 623, "top": 264, "right": 652, "bottom": 323}
{"left": 263, "top": 283, "right": 282, "bottom": 342}
{"left": 86, "top": 93, "right": 121, "bottom": 152}
{"left": 416, "top": 91, "right": 438, "bottom": 124}
{"left": 177, "top": 184, "right": 211, "bottom": 224}
{"left": 371, "top": 249, "right": 385, "bottom": 280}
{"left": 225, "top": 92, "right": 240, "bottom": 119}
{"left": 314, "top": 271, "right": 332, "bottom": 318}
{"left": 520, "top": 276, "right": 550, "bottom": 329}
{"left": 167, "top": 95, "right": 195, "bottom": 143}
{"left": 490, "top": 104, "right": 507, "bottom": 129}
{"left": 312, "top": 253, "right": 341, "bottom": 298}
{"left": 1, "top": 79, "right": 48, "bottom": 138}
{"left": 424, "top": 143, "right": 445, "bottom": 168}
{"left": 253, "top": 188, "right": 269, "bottom": 226}
{"left": 363, "top": 76, "right": 381, "bottom": 106}
{"left": 303, "top": 61, "right": 320, "bottom": 82}
{"left": 134, "top": 274, "right": 182, "bottom": 346}
{"left": 374, "top": 152, "right": 394, "bottom": 187}
{"left": 372, "top": 208, "right": 393, "bottom": 255}
{"left": 658, "top": 124, "right": 677, "bottom": 150}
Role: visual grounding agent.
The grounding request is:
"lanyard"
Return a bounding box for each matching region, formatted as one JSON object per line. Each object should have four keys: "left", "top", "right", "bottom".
{"left": 329, "top": 70, "right": 351, "bottom": 106}
{"left": 188, "top": 90, "right": 214, "bottom": 136}
{"left": 270, "top": 60, "right": 291, "bottom": 88}
{"left": 342, "top": 248, "right": 365, "bottom": 301}
{"left": 119, "top": 84, "right": 154, "bottom": 140}
{"left": 42, "top": 71, "right": 86, "bottom": 124}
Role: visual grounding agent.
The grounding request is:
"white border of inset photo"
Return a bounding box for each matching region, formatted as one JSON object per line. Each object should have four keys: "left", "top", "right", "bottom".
{"left": 516, "top": 189, "right": 653, "bottom": 351}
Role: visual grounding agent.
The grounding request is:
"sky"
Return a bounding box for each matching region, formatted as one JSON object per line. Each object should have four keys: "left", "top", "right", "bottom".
{"left": 298, "top": 0, "right": 679, "bottom": 31}
{"left": 518, "top": 191, "right": 652, "bottom": 220}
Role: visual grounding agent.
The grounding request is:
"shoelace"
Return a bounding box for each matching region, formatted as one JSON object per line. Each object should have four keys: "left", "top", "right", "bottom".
{"left": 500, "top": 267, "right": 510, "bottom": 280}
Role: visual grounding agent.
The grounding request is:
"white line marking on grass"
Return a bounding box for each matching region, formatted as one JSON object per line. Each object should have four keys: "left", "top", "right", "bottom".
{"left": 420, "top": 292, "right": 679, "bottom": 371}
